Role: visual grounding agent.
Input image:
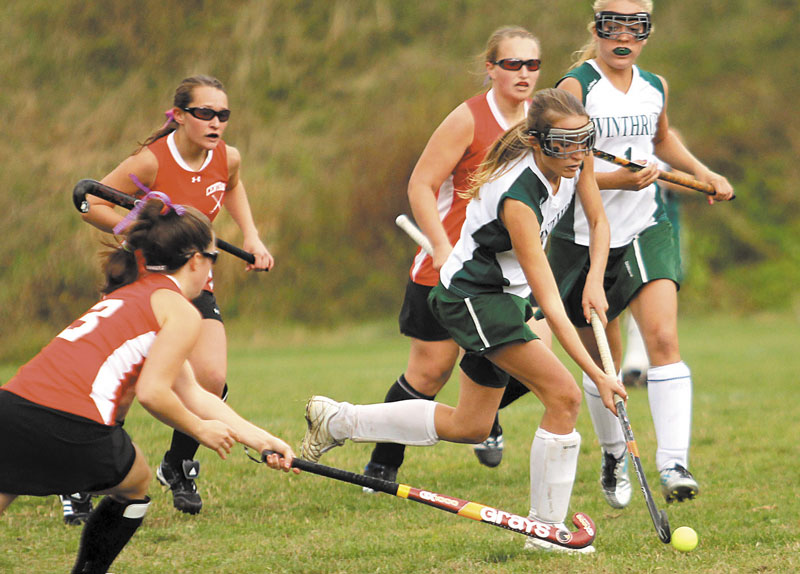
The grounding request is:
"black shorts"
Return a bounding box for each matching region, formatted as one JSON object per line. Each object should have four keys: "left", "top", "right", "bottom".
{"left": 398, "top": 279, "right": 451, "bottom": 341}
{"left": 0, "top": 390, "right": 136, "bottom": 496}
{"left": 192, "top": 289, "right": 223, "bottom": 322}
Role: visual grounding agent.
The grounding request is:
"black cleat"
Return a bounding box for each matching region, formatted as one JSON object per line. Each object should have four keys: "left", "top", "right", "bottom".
{"left": 60, "top": 493, "right": 93, "bottom": 525}
{"left": 362, "top": 462, "right": 398, "bottom": 494}
{"left": 157, "top": 458, "right": 202, "bottom": 514}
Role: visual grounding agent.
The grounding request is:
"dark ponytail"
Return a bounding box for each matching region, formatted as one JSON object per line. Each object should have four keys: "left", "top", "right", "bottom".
{"left": 101, "top": 197, "right": 212, "bottom": 294}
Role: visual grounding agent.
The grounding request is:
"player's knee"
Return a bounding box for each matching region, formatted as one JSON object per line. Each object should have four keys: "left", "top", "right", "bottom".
{"left": 547, "top": 385, "right": 582, "bottom": 423}
{"left": 196, "top": 368, "right": 227, "bottom": 395}
{"left": 457, "top": 420, "right": 493, "bottom": 444}
{"left": 646, "top": 326, "right": 679, "bottom": 362}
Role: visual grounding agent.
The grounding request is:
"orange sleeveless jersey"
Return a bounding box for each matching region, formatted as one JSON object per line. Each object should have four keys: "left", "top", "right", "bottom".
{"left": 149, "top": 132, "right": 229, "bottom": 291}
{"left": 2, "top": 274, "right": 183, "bottom": 425}
{"left": 148, "top": 132, "right": 229, "bottom": 222}
{"left": 409, "top": 92, "right": 509, "bottom": 286}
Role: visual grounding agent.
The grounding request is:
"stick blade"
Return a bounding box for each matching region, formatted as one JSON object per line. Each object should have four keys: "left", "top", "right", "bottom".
{"left": 657, "top": 509, "right": 672, "bottom": 543}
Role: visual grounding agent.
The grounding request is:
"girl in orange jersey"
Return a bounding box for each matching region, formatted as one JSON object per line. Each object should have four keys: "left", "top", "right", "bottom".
{"left": 80, "top": 75, "right": 271, "bottom": 516}
{"left": 0, "top": 195, "right": 295, "bottom": 574}
{"left": 361, "top": 26, "right": 548, "bottom": 485}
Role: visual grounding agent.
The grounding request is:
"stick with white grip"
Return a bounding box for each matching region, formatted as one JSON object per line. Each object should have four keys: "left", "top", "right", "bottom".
{"left": 395, "top": 214, "right": 433, "bottom": 255}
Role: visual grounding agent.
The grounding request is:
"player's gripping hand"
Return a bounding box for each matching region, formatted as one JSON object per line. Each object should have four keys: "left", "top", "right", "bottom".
{"left": 616, "top": 160, "right": 659, "bottom": 191}
{"left": 262, "top": 438, "right": 301, "bottom": 474}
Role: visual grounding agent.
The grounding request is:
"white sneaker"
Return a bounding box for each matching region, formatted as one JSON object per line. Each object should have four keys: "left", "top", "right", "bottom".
{"left": 523, "top": 522, "right": 596, "bottom": 554}
{"left": 301, "top": 396, "right": 345, "bottom": 462}
{"left": 600, "top": 450, "right": 632, "bottom": 509}
{"left": 660, "top": 463, "right": 699, "bottom": 503}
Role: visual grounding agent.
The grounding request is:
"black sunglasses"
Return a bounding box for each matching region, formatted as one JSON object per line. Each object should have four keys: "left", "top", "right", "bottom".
{"left": 182, "top": 107, "right": 231, "bottom": 122}
{"left": 493, "top": 58, "right": 541, "bottom": 72}
{"left": 200, "top": 250, "right": 219, "bottom": 264}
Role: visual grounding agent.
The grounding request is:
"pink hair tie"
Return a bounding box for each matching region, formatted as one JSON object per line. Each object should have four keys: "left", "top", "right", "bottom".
{"left": 113, "top": 190, "right": 187, "bottom": 235}
{"left": 161, "top": 108, "right": 176, "bottom": 130}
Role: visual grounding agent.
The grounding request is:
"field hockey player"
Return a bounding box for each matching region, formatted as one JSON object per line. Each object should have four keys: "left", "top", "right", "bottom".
{"left": 550, "top": 0, "right": 734, "bottom": 509}
{"left": 0, "top": 195, "right": 296, "bottom": 574}
{"left": 301, "top": 88, "right": 626, "bottom": 554}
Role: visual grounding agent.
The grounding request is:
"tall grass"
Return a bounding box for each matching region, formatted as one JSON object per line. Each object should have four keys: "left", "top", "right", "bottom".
{"left": 2, "top": 1, "right": 800, "bottom": 362}
{"left": 1, "top": 313, "right": 798, "bottom": 573}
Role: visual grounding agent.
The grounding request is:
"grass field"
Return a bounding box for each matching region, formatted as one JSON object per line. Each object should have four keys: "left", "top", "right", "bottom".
{"left": 1, "top": 313, "right": 798, "bottom": 573}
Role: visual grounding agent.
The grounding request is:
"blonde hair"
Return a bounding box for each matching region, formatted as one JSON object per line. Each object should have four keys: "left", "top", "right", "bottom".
{"left": 463, "top": 89, "right": 589, "bottom": 199}
{"left": 477, "top": 26, "right": 540, "bottom": 81}
{"left": 483, "top": 26, "right": 540, "bottom": 63}
{"left": 570, "top": 0, "right": 654, "bottom": 70}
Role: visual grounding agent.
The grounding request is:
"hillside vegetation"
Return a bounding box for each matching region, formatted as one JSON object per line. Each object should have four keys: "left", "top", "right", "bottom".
{"left": 2, "top": 0, "right": 798, "bottom": 361}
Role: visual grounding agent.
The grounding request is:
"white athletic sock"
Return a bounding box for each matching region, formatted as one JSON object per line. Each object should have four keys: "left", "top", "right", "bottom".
{"left": 529, "top": 428, "right": 581, "bottom": 524}
{"left": 583, "top": 373, "right": 626, "bottom": 459}
{"left": 328, "top": 400, "right": 439, "bottom": 446}
{"left": 647, "top": 361, "right": 692, "bottom": 470}
{"left": 622, "top": 314, "right": 649, "bottom": 373}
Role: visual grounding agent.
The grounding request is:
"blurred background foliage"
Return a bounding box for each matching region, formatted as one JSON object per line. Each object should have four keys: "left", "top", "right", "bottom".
{"left": 1, "top": 0, "right": 798, "bottom": 362}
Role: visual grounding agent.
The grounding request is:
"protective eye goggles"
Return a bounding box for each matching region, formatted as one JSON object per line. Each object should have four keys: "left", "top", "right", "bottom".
{"left": 182, "top": 107, "right": 231, "bottom": 122}
{"left": 595, "top": 11, "right": 652, "bottom": 41}
{"left": 528, "top": 122, "right": 596, "bottom": 159}
{"left": 493, "top": 58, "right": 541, "bottom": 72}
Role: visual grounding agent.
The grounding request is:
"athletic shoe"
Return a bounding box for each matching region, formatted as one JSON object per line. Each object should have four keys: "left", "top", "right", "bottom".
{"left": 473, "top": 424, "right": 504, "bottom": 468}
{"left": 660, "top": 463, "right": 699, "bottom": 503}
{"left": 157, "top": 458, "right": 202, "bottom": 515}
{"left": 622, "top": 367, "right": 647, "bottom": 388}
{"left": 600, "top": 449, "right": 632, "bottom": 509}
{"left": 523, "top": 522, "right": 596, "bottom": 554}
{"left": 301, "top": 396, "right": 345, "bottom": 462}
{"left": 361, "top": 461, "right": 399, "bottom": 494}
{"left": 59, "top": 493, "right": 93, "bottom": 525}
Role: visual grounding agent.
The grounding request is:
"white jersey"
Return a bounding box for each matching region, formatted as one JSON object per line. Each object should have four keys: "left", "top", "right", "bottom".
{"left": 440, "top": 153, "right": 577, "bottom": 299}
{"left": 554, "top": 60, "right": 666, "bottom": 248}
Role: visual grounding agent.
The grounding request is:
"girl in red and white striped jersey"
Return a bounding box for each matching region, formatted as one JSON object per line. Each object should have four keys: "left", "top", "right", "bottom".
{"left": 0, "top": 195, "right": 295, "bottom": 574}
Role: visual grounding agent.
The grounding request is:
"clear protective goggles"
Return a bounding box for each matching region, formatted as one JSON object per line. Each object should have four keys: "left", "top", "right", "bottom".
{"left": 595, "top": 11, "right": 652, "bottom": 41}
{"left": 529, "top": 122, "right": 596, "bottom": 159}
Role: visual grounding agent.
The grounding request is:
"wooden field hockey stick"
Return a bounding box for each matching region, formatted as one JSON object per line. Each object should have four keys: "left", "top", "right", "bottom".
{"left": 395, "top": 214, "right": 433, "bottom": 255}
{"left": 259, "top": 450, "right": 596, "bottom": 550}
{"left": 72, "top": 179, "right": 257, "bottom": 265}
{"left": 589, "top": 310, "right": 672, "bottom": 544}
{"left": 592, "top": 148, "right": 734, "bottom": 199}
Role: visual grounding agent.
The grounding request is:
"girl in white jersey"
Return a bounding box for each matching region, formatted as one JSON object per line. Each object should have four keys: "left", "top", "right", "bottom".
{"left": 362, "top": 27, "right": 542, "bottom": 482}
{"left": 0, "top": 196, "right": 296, "bottom": 574}
{"left": 299, "top": 89, "right": 626, "bottom": 554}
{"left": 552, "top": 0, "right": 734, "bottom": 510}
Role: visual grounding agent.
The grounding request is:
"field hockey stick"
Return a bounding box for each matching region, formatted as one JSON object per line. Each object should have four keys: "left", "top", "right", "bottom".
{"left": 592, "top": 149, "right": 734, "bottom": 199}
{"left": 259, "top": 450, "right": 596, "bottom": 550}
{"left": 395, "top": 214, "right": 433, "bottom": 255}
{"left": 589, "top": 309, "right": 672, "bottom": 544}
{"left": 72, "top": 179, "right": 257, "bottom": 265}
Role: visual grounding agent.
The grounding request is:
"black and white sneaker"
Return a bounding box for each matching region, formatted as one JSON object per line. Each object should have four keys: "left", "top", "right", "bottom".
{"left": 600, "top": 450, "right": 632, "bottom": 509}
{"left": 157, "top": 458, "right": 202, "bottom": 515}
{"left": 660, "top": 463, "right": 699, "bottom": 503}
{"left": 59, "top": 493, "right": 93, "bottom": 525}
{"left": 361, "top": 461, "right": 399, "bottom": 494}
{"left": 473, "top": 423, "right": 504, "bottom": 468}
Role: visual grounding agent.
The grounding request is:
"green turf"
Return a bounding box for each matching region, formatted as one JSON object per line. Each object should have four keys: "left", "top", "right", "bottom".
{"left": 1, "top": 314, "right": 798, "bottom": 573}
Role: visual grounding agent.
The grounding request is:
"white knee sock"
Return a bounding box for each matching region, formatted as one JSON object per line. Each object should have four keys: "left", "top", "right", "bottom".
{"left": 529, "top": 428, "right": 581, "bottom": 524}
{"left": 647, "top": 361, "right": 692, "bottom": 470}
{"left": 583, "top": 373, "right": 626, "bottom": 458}
{"left": 328, "top": 400, "right": 439, "bottom": 446}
